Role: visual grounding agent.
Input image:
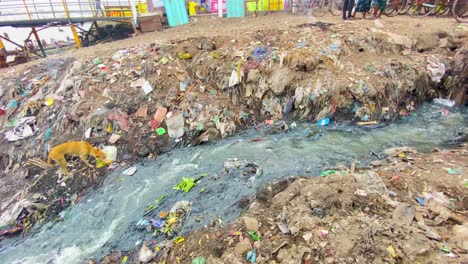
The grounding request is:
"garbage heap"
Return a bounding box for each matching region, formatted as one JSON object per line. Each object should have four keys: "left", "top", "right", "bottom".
{"left": 0, "top": 22, "right": 466, "bottom": 231}
{"left": 152, "top": 147, "right": 468, "bottom": 264}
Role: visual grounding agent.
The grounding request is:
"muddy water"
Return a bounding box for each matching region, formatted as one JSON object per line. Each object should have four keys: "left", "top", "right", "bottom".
{"left": 0, "top": 104, "right": 466, "bottom": 264}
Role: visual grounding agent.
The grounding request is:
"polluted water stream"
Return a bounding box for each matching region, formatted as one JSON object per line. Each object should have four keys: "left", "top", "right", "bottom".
{"left": 0, "top": 103, "right": 466, "bottom": 264}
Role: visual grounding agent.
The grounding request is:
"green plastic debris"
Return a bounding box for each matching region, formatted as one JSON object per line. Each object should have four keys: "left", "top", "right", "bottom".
{"left": 464, "top": 181, "right": 468, "bottom": 188}
{"left": 320, "top": 170, "right": 337, "bottom": 177}
{"left": 173, "top": 177, "right": 197, "bottom": 192}
{"left": 447, "top": 168, "right": 462, "bottom": 175}
{"left": 248, "top": 230, "right": 260, "bottom": 241}
{"left": 119, "top": 177, "right": 124, "bottom": 181}
{"left": 213, "top": 115, "right": 220, "bottom": 125}
{"left": 440, "top": 247, "right": 451, "bottom": 253}
{"left": 192, "top": 257, "right": 207, "bottom": 264}
{"left": 210, "top": 89, "right": 217, "bottom": 95}
{"left": 156, "top": 127, "right": 167, "bottom": 135}
{"left": 121, "top": 256, "right": 128, "bottom": 264}
{"left": 160, "top": 56, "right": 169, "bottom": 65}
{"left": 196, "top": 122, "right": 204, "bottom": 131}
{"left": 93, "top": 57, "right": 102, "bottom": 65}
{"left": 156, "top": 194, "right": 167, "bottom": 203}
{"left": 200, "top": 188, "right": 206, "bottom": 193}
{"left": 320, "top": 170, "right": 348, "bottom": 177}
{"left": 7, "top": 118, "right": 17, "bottom": 128}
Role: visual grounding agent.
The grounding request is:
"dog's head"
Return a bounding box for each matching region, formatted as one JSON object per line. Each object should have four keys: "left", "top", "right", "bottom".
{"left": 93, "top": 148, "right": 107, "bottom": 160}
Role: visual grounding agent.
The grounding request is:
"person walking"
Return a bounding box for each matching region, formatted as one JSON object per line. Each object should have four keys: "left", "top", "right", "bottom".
{"left": 94, "top": 0, "right": 104, "bottom": 16}
{"left": 373, "top": 0, "right": 386, "bottom": 18}
{"left": 342, "top": 0, "right": 354, "bottom": 20}
{"left": 353, "top": 0, "right": 371, "bottom": 18}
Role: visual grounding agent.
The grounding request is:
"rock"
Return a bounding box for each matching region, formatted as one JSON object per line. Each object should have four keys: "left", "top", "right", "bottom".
{"left": 370, "top": 160, "right": 384, "bottom": 167}
{"left": 234, "top": 238, "right": 252, "bottom": 256}
{"left": 439, "top": 38, "right": 448, "bottom": 48}
{"left": 383, "top": 146, "right": 417, "bottom": 156}
{"left": 166, "top": 112, "right": 185, "bottom": 138}
{"left": 354, "top": 171, "right": 387, "bottom": 195}
{"left": 392, "top": 203, "right": 415, "bottom": 226}
{"left": 402, "top": 233, "right": 430, "bottom": 255}
{"left": 374, "top": 19, "right": 385, "bottom": 29}
{"left": 386, "top": 32, "right": 413, "bottom": 49}
{"left": 277, "top": 222, "right": 290, "bottom": 234}
{"left": 138, "top": 242, "right": 156, "bottom": 263}
{"left": 101, "top": 251, "right": 122, "bottom": 264}
{"left": 302, "top": 232, "right": 313, "bottom": 242}
{"left": 452, "top": 224, "right": 468, "bottom": 251}
{"left": 425, "top": 226, "right": 441, "bottom": 241}
{"left": 243, "top": 216, "right": 259, "bottom": 231}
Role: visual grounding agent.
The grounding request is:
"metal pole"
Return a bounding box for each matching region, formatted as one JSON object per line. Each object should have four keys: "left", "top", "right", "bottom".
{"left": 61, "top": 0, "right": 82, "bottom": 48}
{"left": 49, "top": 0, "right": 57, "bottom": 18}
{"left": 88, "top": 0, "right": 96, "bottom": 17}
{"left": 0, "top": 37, "right": 7, "bottom": 59}
{"left": 218, "top": 0, "right": 223, "bottom": 17}
{"left": 31, "top": 28, "right": 47, "bottom": 57}
{"left": 22, "top": 0, "right": 33, "bottom": 19}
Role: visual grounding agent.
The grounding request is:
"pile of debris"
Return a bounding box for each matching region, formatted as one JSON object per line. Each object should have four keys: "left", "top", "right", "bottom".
{"left": 106, "top": 145, "right": 466, "bottom": 264}
{"left": 0, "top": 20, "right": 466, "bottom": 235}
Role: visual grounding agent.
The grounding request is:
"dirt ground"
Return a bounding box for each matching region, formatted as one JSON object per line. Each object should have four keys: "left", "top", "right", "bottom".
{"left": 108, "top": 144, "right": 467, "bottom": 264}
{"left": 1, "top": 14, "right": 462, "bottom": 74}
{"left": 0, "top": 13, "right": 467, "bottom": 262}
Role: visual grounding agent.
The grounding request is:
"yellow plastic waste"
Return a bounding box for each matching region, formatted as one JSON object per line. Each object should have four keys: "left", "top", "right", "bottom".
{"left": 168, "top": 217, "right": 178, "bottom": 225}
{"left": 45, "top": 98, "right": 54, "bottom": 106}
{"left": 209, "top": 51, "right": 221, "bottom": 59}
{"left": 174, "top": 236, "right": 185, "bottom": 244}
{"left": 177, "top": 52, "right": 192, "bottom": 59}
{"left": 188, "top": 1, "right": 198, "bottom": 16}
{"left": 96, "top": 158, "right": 113, "bottom": 168}
{"left": 387, "top": 246, "right": 397, "bottom": 258}
{"left": 106, "top": 123, "right": 113, "bottom": 133}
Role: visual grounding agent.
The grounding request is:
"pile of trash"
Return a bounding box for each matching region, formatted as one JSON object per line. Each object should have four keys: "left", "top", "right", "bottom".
{"left": 127, "top": 146, "right": 465, "bottom": 264}
{"left": 0, "top": 20, "right": 465, "bottom": 235}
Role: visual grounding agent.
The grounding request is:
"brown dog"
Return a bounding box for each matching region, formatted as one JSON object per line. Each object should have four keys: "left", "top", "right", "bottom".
{"left": 47, "top": 141, "right": 106, "bottom": 175}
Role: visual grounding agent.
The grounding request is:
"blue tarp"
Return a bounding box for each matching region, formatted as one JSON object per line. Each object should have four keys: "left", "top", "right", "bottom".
{"left": 226, "top": 0, "right": 245, "bottom": 17}
{"left": 163, "top": 0, "right": 189, "bottom": 27}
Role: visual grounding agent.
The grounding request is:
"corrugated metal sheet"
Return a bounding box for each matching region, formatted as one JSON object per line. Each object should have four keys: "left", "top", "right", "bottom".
{"left": 247, "top": 0, "right": 284, "bottom": 11}
{"left": 163, "top": 0, "right": 189, "bottom": 27}
{"left": 226, "top": 0, "right": 245, "bottom": 17}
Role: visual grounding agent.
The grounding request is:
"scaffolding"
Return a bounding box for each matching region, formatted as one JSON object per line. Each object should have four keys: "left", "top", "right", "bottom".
{"left": 0, "top": 0, "right": 147, "bottom": 60}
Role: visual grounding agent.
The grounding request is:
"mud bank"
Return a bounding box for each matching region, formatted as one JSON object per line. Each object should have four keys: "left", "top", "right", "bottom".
{"left": 0, "top": 15, "right": 467, "bottom": 240}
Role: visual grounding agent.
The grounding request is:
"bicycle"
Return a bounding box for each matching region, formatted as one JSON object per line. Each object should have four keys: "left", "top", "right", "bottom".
{"left": 300, "top": 0, "right": 343, "bottom": 17}
{"left": 384, "top": 0, "right": 410, "bottom": 16}
{"left": 407, "top": 0, "right": 438, "bottom": 17}
{"left": 452, "top": 0, "right": 468, "bottom": 22}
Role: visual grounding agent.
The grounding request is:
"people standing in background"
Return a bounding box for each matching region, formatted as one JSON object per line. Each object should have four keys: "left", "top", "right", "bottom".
{"left": 200, "top": 0, "right": 211, "bottom": 12}
{"left": 342, "top": 0, "right": 354, "bottom": 20}
{"left": 94, "top": 0, "right": 104, "bottom": 16}
{"left": 373, "top": 0, "right": 386, "bottom": 18}
{"left": 353, "top": 0, "right": 371, "bottom": 18}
